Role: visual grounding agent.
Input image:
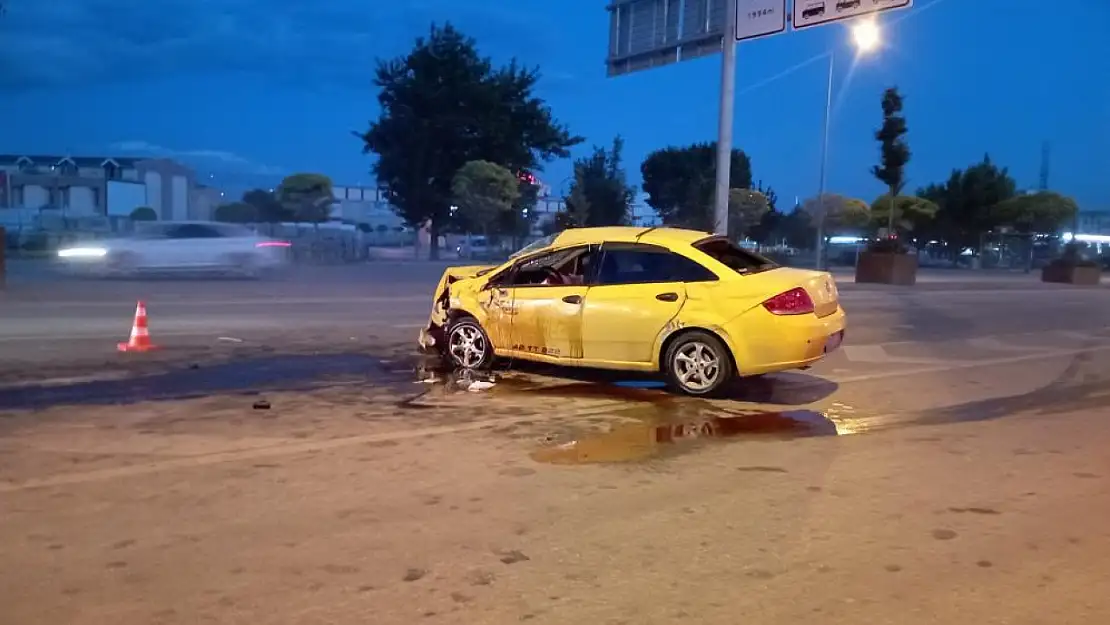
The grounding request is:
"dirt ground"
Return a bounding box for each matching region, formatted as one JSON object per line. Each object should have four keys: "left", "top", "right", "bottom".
{"left": 3, "top": 348, "right": 1110, "bottom": 625}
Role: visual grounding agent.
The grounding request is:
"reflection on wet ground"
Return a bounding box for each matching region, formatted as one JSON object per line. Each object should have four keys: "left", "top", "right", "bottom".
{"left": 476, "top": 371, "right": 852, "bottom": 464}
{"left": 530, "top": 409, "right": 842, "bottom": 465}
{"left": 0, "top": 354, "right": 405, "bottom": 410}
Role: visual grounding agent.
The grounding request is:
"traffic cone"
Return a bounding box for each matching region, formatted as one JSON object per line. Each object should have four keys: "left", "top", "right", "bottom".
{"left": 117, "top": 300, "right": 158, "bottom": 352}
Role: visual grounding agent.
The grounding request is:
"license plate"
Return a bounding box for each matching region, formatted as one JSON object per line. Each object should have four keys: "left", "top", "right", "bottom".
{"left": 824, "top": 331, "right": 844, "bottom": 353}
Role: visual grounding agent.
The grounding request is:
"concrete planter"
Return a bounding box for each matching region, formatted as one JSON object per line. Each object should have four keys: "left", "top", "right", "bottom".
{"left": 1041, "top": 263, "right": 1101, "bottom": 286}
{"left": 855, "top": 251, "right": 918, "bottom": 286}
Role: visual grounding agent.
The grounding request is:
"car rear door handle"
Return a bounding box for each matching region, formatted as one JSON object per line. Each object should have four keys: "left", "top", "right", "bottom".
{"left": 562, "top": 295, "right": 582, "bottom": 304}
{"left": 656, "top": 292, "right": 679, "bottom": 302}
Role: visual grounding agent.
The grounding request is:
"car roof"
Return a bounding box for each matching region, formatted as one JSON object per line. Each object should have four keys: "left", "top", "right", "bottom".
{"left": 549, "top": 226, "right": 715, "bottom": 249}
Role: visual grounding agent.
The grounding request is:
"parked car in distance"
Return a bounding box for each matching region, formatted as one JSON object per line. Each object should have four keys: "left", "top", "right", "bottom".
{"left": 419, "top": 226, "right": 846, "bottom": 396}
{"left": 456, "top": 236, "right": 512, "bottom": 261}
{"left": 56, "top": 221, "right": 290, "bottom": 278}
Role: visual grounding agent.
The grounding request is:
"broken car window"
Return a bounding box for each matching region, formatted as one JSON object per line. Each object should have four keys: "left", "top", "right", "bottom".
{"left": 501, "top": 246, "right": 592, "bottom": 287}
{"left": 509, "top": 233, "right": 559, "bottom": 259}
{"left": 693, "top": 238, "right": 779, "bottom": 274}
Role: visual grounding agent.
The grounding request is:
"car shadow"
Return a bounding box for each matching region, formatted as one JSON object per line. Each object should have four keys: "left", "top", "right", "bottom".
{"left": 490, "top": 359, "right": 839, "bottom": 407}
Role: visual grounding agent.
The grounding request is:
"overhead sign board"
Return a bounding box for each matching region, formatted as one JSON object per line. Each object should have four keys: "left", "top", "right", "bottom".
{"left": 736, "top": 0, "right": 787, "bottom": 42}
{"left": 792, "top": 0, "right": 912, "bottom": 30}
{"left": 606, "top": 0, "right": 730, "bottom": 77}
{"left": 607, "top": 0, "right": 912, "bottom": 77}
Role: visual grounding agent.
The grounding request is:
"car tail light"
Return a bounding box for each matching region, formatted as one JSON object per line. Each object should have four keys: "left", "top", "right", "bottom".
{"left": 762, "top": 287, "right": 815, "bottom": 315}
{"left": 256, "top": 240, "right": 291, "bottom": 248}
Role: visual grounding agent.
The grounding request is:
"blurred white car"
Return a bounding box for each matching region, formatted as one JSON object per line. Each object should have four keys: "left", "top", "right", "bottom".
{"left": 56, "top": 221, "right": 291, "bottom": 278}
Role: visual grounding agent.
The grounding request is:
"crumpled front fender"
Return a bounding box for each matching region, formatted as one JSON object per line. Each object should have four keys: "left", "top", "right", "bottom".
{"left": 417, "top": 265, "right": 496, "bottom": 350}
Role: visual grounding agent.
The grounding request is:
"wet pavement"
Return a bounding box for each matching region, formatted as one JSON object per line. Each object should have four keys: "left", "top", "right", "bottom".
{"left": 0, "top": 353, "right": 409, "bottom": 411}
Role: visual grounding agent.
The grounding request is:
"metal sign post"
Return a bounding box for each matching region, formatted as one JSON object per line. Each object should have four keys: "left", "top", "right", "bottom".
{"left": 713, "top": 0, "right": 739, "bottom": 235}
{"left": 606, "top": 0, "right": 912, "bottom": 239}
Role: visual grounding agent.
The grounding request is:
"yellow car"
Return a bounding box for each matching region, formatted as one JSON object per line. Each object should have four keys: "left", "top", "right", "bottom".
{"left": 418, "top": 226, "right": 846, "bottom": 396}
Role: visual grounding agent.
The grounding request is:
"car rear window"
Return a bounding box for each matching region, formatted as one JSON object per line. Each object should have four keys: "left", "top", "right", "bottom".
{"left": 693, "top": 237, "right": 778, "bottom": 274}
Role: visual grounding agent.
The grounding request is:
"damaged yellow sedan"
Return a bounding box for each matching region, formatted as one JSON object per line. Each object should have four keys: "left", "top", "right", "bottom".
{"left": 419, "top": 226, "right": 846, "bottom": 396}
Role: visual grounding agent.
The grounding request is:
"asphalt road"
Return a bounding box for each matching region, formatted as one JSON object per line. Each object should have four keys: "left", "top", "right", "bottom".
{"left": 2, "top": 263, "right": 1110, "bottom": 623}
{"left": 1, "top": 262, "right": 1107, "bottom": 375}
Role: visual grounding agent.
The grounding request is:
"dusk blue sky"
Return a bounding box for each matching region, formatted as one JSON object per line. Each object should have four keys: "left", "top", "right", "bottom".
{"left": 1, "top": 0, "right": 1107, "bottom": 214}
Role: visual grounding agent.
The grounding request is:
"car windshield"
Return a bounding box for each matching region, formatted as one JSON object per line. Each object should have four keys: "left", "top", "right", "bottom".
{"left": 694, "top": 237, "right": 779, "bottom": 274}
{"left": 509, "top": 233, "right": 559, "bottom": 259}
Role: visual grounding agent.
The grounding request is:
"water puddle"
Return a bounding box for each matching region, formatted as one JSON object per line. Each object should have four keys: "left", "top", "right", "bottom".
{"left": 530, "top": 409, "right": 841, "bottom": 465}
{"left": 0, "top": 354, "right": 405, "bottom": 410}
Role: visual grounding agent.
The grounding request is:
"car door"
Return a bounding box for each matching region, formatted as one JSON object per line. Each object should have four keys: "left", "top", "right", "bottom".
{"left": 123, "top": 224, "right": 171, "bottom": 268}
{"left": 580, "top": 243, "right": 718, "bottom": 365}
{"left": 153, "top": 224, "right": 215, "bottom": 267}
{"left": 496, "top": 245, "right": 597, "bottom": 360}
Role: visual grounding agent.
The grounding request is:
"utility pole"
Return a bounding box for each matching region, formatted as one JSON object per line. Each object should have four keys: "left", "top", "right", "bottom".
{"left": 712, "top": 0, "right": 739, "bottom": 236}
{"left": 1038, "top": 141, "right": 1050, "bottom": 191}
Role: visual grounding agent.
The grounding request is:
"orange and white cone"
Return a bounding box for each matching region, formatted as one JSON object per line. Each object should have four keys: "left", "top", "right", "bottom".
{"left": 117, "top": 300, "right": 158, "bottom": 352}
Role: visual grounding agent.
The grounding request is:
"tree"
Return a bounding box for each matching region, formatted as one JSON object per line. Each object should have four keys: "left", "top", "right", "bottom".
{"left": 277, "top": 173, "right": 334, "bottom": 223}
{"left": 130, "top": 207, "right": 156, "bottom": 221}
{"left": 214, "top": 202, "right": 259, "bottom": 223}
{"left": 565, "top": 136, "right": 636, "bottom": 227}
{"left": 755, "top": 179, "right": 778, "bottom": 212}
{"left": 871, "top": 87, "right": 911, "bottom": 235}
{"left": 242, "top": 188, "right": 290, "bottom": 223}
{"left": 778, "top": 208, "right": 818, "bottom": 249}
{"left": 917, "top": 154, "right": 1018, "bottom": 255}
{"left": 356, "top": 23, "right": 581, "bottom": 259}
{"left": 801, "top": 194, "right": 870, "bottom": 233}
{"left": 991, "top": 191, "right": 1078, "bottom": 234}
{"left": 747, "top": 209, "right": 781, "bottom": 245}
{"left": 727, "top": 188, "right": 770, "bottom": 241}
{"left": 641, "top": 142, "right": 753, "bottom": 229}
{"left": 450, "top": 160, "right": 520, "bottom": 240}
{"left": 869, "top": 195, "right": 938, "bottom": 236}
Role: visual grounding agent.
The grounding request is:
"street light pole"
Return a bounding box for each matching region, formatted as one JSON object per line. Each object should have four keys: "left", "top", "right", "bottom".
{"left": 815, "top": 51, "right": 834, "bottom": 270}
{"left": 813, "top": 18, "right": 881, "bottom": 269}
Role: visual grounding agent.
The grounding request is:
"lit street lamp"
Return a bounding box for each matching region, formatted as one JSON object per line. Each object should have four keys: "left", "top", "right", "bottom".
{"left": 815, "top": 18, "right": 881, "bottom": 270}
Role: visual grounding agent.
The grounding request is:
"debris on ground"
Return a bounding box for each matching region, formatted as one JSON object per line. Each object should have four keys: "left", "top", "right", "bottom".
{"left": 467, "top": 380, "right": 495, "bottom": 392}
{"left": 252, "top": 400, "right": 271, "bottom": 410}
{"left": 454, "top": 368, "right": 498, "bottom": 392}
{"left": 410, "top": 349, "right": 499, "bottom": 391}
{"left": 217, "top": 336, "right": 244, "bottom": 343}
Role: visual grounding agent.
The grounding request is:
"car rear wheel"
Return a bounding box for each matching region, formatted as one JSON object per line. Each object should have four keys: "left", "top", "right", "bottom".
{"left": 664, "top": 331, "right": 734, "bottom": 397}
{"left": 445, "top": 317, "right": 494, "bottom": 370}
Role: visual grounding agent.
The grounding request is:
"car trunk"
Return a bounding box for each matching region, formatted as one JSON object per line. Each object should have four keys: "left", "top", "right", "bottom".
{"left": 769, "top": 267, "right": 840, "bottom": 317}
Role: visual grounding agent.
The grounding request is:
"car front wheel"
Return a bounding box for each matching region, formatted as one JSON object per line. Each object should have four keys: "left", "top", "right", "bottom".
{"left": 664, "top": 331, "right": 734, "bottom": 396}
{"left": 445, "top": 317, "right": 494, "bottom": 370}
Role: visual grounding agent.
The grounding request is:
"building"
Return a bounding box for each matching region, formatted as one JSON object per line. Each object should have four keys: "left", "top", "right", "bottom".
{"left": 1076, "top": 210, "right": 1110, "bottom": 235}
{"left": 0, "top": 154, "right": 205, "bottom": 223}
{"left": 329, "top": 184, "right": 406, "bottom": 230}
{"left": 530, "top": 190, "right": 661, "bottom": 231}
{"left": 324, "top": 181, "right": 660, "bottom": 241}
